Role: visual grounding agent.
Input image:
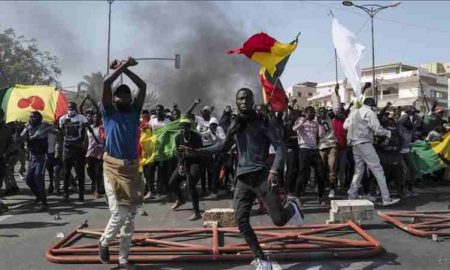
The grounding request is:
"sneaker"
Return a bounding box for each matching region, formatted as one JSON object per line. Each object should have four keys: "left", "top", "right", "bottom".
{"left": 382, "top": 198, "right": 400, "bottom": 206}
{"left": 287, "top": 200, "right": 304, "bottom": 227}
{"left": 409, "top": 190, "right": 418, "bottom": 197}
{"left": 62, "top": 194, "right": 69, "bottom": 202}
{"left": 144, "top": 192, "right": 154, "bottom": 200}
{"left": 188, "top": 212, "right": 202, "bottom": 221}
{"left": 251, "top": 258, "right": 272, "bottom": 270}
{"left": 402, "top": 190, "right": 412, "bottom": 198}
{"left": 362, "top": 194, "right": 377, "bottom": 202}
{"left": 40, "top": 202, "right": 49, "bottom": 211}
{"left": 98, "top": 242, "right": 110, "bottom": 264}
{"left": 204, "top": 193, "right": 218, "bottom": 200}
{"left": 328, "top": 189, "right": 335, "bottom": 198}
{"left": 170, "top": 200, "right": 185, "bottom": 210}
{"left": 117, "top": 262, "right": 137, "bottom": 270}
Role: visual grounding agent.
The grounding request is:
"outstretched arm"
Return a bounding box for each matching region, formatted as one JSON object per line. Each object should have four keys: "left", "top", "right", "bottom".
{"left": 185, "top": 99, "right": 201, "bottom": 115}
{"left": 79, "top": 95, "right": 89, "bottom": 115}
{"left": 123, "top": 64, "right": 147, "bottom": 109}
{"left": 102, "top": 59, "right": 131, "bottom": 108}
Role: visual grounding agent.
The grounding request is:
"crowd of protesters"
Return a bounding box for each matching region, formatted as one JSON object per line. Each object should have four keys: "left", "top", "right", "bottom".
{"left": 1, "top": 58, "right": 450, "bottom": 269}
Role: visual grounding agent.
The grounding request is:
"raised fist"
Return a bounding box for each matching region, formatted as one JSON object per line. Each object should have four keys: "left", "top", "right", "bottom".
{"left": 110, "top": 60, "right": 120, "bottom": 70}
{"left": 126, "top": 57, "right": 138, "bottom": 67}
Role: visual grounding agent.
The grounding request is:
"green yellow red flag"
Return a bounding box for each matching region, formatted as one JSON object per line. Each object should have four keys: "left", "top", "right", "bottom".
{"left": 0, "top": 84, "right": 68, "bottom": 123}
{"left": 139, "top": 119, "right": 181, "bottom": 168}
{"left": 228, "top": 32, "right": 297, "bottom": 76}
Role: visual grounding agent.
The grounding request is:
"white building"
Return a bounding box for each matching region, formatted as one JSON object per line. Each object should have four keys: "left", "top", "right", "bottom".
{"left": 306, "top": 63, "right": 449, "bottom": 114}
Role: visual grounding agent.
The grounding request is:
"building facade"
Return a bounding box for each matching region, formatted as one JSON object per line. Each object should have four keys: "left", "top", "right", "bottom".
{"left": 286, "top": 82, "right": 317, "bottom": 110}
{"left": 304, "top": 62, "right": 449, "bottom": 114}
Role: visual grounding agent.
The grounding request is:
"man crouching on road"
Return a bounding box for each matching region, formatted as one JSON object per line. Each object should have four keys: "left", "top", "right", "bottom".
{"left": 181, "top": 88, "right": 304, "bottom": 270}
{"left": 98, "top": 57, "right": 146, "bottom": 270}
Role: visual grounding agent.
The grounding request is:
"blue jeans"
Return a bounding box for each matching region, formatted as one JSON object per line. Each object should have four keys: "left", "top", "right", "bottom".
{"left": 26, "top": 153, "right": 47, "bottom": 203}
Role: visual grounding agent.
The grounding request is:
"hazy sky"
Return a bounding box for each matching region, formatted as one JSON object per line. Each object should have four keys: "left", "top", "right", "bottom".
{"left": 0, "top": 1, "right": 449, "bottom": 107}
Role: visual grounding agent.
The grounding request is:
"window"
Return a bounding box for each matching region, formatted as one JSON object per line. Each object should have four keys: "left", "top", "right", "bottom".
{"left": 308, "top": 92, "right": 313, "bottom": 97}
{"left": 382, "top": 90, "right": 391, "bottom": 95}
{"left": 297, "top": 92, "right": 302, "bottom": 97}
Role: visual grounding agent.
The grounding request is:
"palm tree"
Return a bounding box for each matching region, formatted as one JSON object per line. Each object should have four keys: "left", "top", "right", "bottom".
{"left": 77, "top": 72, "right": 104, "bottom": 102}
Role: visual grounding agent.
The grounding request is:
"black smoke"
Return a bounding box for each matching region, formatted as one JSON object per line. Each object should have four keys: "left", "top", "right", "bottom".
{"left": 127, "top": 1, "right": 260, "bottom": 112}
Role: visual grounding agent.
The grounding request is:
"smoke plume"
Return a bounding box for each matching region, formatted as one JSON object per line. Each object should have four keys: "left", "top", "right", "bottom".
{"left": 127, "top": 2, "right": 260, "bottom": 112}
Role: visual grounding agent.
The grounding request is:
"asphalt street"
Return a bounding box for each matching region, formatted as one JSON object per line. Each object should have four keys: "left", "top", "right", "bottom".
{"left": 1, "top": 175, "right": 450, "bottom": 270}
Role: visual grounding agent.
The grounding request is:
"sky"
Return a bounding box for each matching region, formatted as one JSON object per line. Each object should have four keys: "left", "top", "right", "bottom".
{"left": 0, "top": 1, "right": 449, "bottom": 108}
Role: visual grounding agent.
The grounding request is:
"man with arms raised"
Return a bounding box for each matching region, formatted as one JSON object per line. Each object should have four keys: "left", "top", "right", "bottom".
{"left": 98, "top": 57, "right": 146, "bottom": 270}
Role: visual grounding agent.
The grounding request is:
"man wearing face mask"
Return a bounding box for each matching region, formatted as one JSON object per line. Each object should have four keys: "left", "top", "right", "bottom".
{"left": 59, "top": 102, "right": 89, "bottom": 202}
{"left": 344, "top": 97, "right": 400, "bottom": 206}
{"left": 182, "top": 88, "right": 303, "bottom": 270}
{"left": 21, "top": 111, "right": 53, "bottom": 210}
{"left": 98, "top": 57, "right": 146, "bottom": 270}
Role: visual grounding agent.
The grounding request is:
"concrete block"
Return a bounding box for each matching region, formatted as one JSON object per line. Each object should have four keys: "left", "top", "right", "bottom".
{"left": 328, "top": 200, "right": 374, "bottom": 224}
{"left": 331, "top": 200, "right": 374, "bottom": 213}
{"left": 203, "top": 221, "right": 219, "bottom": 228}
{"left": 203, "top": 208, "right": 236, "bottom": 227}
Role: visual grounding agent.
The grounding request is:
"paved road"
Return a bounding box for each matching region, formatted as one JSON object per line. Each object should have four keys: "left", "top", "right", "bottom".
{"left": 1, "top": 177, "right": 450, "bottom": 270}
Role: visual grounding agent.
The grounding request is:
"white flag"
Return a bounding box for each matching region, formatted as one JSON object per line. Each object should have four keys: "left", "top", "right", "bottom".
{"left": 332, "top": 18, "right": 365, "bottom": 97}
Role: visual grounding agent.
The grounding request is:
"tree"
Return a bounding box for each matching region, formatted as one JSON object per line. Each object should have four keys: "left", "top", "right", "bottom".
{"left": 78, "top": 71, "right": 104, "bottom": 102}
{"left": 0, "top": 28, "right": 61, "bottom": 88}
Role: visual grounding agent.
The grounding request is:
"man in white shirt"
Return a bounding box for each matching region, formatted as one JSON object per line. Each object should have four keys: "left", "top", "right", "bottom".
{"left": 204, "top": 118, "right": 226, "bottom": 200}
{"left": 147, "top": 104, "right": 171, "bottom": 199}
{"left": 195, "top": 106, "right": 216, "bottom": 195}
{"left": 344, "top": 98, "right": 400, "bottom": 206}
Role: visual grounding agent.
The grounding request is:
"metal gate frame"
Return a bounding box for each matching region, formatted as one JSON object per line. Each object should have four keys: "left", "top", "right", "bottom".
{"left": 378, "top": 210, "right": 450, "bottom": 238}
{"left": 46, "top": 220, "right": 381, "bottom": 264}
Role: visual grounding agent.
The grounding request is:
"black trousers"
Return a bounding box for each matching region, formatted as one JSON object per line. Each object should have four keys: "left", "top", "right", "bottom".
{"left": 157, "top": 160, "right": 169, "bottom": 195}
{"left": 169, "top": 163, "right": 201, "bottom": 213}
{"left": 210, "top": 153, "right": 230, "bottom": 194}
{"left": 143, "top": 163, "right": 156, "bottom": 194}
{"left": 63, "top": 150, "right": 86, "bottom": 198}
{"left": 297, "top": 148, "right": 326, "bottom": 198}
{"left": 86, "top": 156, "right": 104, "bottom": 194}
{"left": 200, "top": 156, "right": 214, "bottom": 193}
{"left": 285, "top": 148, "right": 299, "bottom": 194}
{"left": 380, "top": 152, "right": 403, "bottom": 193}
{"left": 234, "top": 170, "right": 294, "bottom": 260}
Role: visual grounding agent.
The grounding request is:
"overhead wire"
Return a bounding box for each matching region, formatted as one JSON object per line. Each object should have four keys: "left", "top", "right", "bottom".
{"left": 303, "top": 1, "right": 450, "bottom": 34}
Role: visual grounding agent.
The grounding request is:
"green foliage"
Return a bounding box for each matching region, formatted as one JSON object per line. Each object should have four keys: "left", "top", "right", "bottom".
{"left": 0, "top": 28, "right": 61, "bottom": 88}
{"left": 78, "top": 71, "right": 104, "bottom": 103}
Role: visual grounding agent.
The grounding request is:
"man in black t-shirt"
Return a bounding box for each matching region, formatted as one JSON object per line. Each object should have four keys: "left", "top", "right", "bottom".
{"left": 59, "top": 102, "right": 89, "bottom": 202}
{"left": 21, "top": 111, "right": 53, "bottom": 210}
{"left": 169, "top": 117, "right": 203, "bottom": 221}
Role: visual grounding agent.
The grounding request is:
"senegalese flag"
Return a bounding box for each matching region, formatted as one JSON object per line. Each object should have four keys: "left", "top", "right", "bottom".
{"left": 228, "top": 32, "right": 299, "bottom": 112}
{"left": 410, "top": 133, "right": 450, "bottom": 176}
{"left": 0, "top": 84, "right": 68, "bottom": 123}
{"left": 139, "top": 119, "right": 182, "bottom": 168}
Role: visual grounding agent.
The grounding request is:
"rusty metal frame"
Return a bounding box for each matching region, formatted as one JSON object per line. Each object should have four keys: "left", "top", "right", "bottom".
{"left": 378, "top": 210, "right": 450, "bottom": 238}
{"left": 46, "top": 221, "right": 381, "bottom": 264}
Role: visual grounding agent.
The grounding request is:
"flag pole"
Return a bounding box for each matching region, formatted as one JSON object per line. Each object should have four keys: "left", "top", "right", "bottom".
{"left": 329, "top": 10, "right": 339, "bottom": 85}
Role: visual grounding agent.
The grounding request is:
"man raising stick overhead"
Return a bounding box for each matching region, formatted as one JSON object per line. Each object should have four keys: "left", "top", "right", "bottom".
{"left": 182, "top": 88, "right": 303, "bottom": 270}
{"left": 98, "top": 57, "right": 146, "bottom": 270}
